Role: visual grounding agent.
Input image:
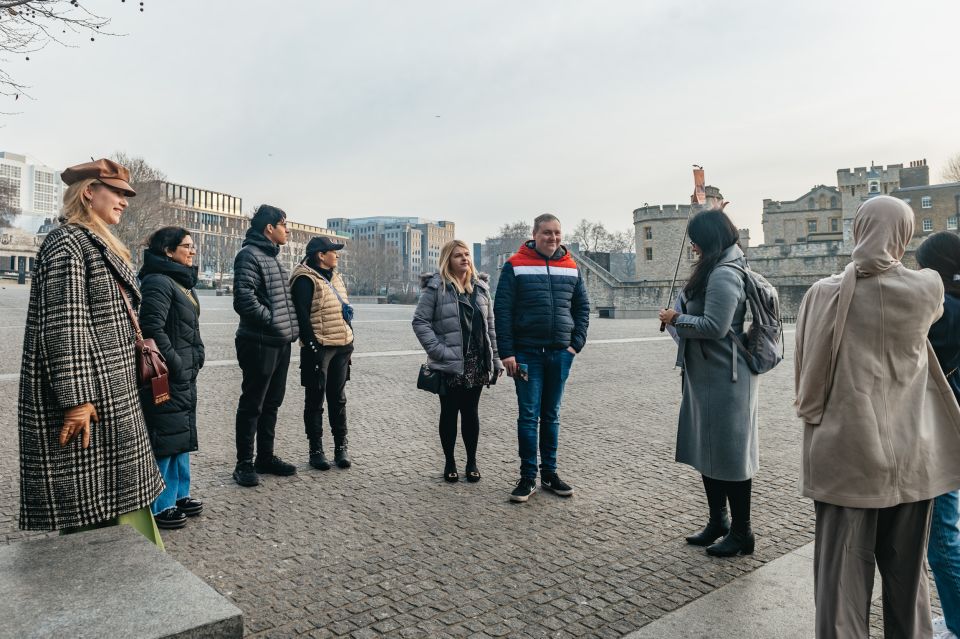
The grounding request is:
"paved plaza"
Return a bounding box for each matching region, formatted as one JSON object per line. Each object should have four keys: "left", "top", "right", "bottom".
{"left": 0, "top": 284, "right": 860, "bottom": 637}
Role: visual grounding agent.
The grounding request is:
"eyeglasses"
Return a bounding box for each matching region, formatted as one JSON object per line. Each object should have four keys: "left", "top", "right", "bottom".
{"left": 178, "top": 243, "right": 196, "bottom": 250}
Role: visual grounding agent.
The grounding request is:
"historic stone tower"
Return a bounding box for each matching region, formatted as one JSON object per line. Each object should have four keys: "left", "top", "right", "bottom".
{"left": 633, "top": 186, "right": 726, "bottom": 280}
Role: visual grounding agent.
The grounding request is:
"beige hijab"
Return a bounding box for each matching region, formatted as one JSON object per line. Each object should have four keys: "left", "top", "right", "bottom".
{"left": 795, "top": 196, "right": 914, "bottom": 423}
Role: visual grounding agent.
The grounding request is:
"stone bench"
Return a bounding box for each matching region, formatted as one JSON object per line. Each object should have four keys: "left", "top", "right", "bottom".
{"left": 0, "top": 526, "right": 243, "bottom": 638}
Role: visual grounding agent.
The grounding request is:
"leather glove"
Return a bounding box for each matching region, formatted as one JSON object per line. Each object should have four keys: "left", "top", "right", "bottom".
{"left": 60, "top": 402, "right": 99, "bottom": 448}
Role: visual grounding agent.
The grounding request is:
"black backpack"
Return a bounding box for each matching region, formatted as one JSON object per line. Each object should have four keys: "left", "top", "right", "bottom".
{"left": 718, "top": 263, "right": 783, "bottom": 375}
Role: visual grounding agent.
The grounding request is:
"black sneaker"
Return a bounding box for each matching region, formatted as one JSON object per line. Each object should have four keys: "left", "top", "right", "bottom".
{"left": 254, "top": 455, "right": 297, "bottom": 476}
{"left": 175, "top": 497, "right": 203, "bottom": 517}
{"left": 233, "top": 460, "right": 260, "bottom": 487}
{"left": 541, "top": 473, "right": 574, "bottom": 497}
{"left": 510, "top": 477, "right": 537, "bottom": 503}
{"left": 154, "top": 507, "right": 187, "bottom": 529}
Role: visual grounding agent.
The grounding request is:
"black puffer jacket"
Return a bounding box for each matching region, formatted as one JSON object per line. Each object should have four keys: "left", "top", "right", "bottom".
{"left": 138, "top": 251, "right": 205, "bottom": 458}
{"left": 233, "top": 228, "right": 299, "bottom": 346}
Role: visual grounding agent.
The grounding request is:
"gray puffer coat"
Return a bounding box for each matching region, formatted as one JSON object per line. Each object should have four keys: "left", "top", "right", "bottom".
{"left": 412, "top": 273, "right": 504, "bottom": 380}
{"left": 233, "top": 228, "right": 299, "bottom": 346}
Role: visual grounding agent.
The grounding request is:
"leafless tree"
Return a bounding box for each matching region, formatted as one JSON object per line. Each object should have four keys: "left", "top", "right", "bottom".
{"left": 0, "top": 1, "right": 146, "bottom": 101}
{"left": 109, "top": 152, "right": 174, "bottom": 268}
{"left": 343, "top": 237, "right": 400, "bottom": 296}
{"left": 0, "top": 174, "right": 19, "bottom": 226}
{"left": 943, "top": 153, "right": 960, "bottom": 183}
{"left": 569, "top": 218, "right": 636, "bottom": 253}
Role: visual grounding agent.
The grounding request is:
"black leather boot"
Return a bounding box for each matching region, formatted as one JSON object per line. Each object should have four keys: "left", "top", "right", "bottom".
{"left": 706, "top": 521, "right": 755, "bottom": 557}
{"left": 334, "top": 435, "right": 351, "bottom": 469}
{"left": 309, "top": 438, "right": 330, "bottom": 471}
{"left": 685, "top": 510, "right": 731, "bottom": 546}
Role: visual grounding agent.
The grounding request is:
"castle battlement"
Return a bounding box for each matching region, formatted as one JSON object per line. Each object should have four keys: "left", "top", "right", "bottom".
{"left": 632, "top": 204, "right": 693, "bottom": 223}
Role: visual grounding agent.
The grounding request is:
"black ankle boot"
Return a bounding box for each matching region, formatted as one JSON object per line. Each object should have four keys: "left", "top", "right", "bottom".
{"left": 685, "top": 510, "right": 731, "bottom": 546}
{"left": 309, "top": 440, "right": 331, "bottom": 471}
{"left": 334, "top": 436, "right": 351, "bottom": 469}
{"left": 706, "top": 522, "right": 755, "bottom": 557}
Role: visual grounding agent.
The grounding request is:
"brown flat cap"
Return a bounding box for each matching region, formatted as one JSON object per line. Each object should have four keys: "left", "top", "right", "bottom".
{"left": 61, "top": 158, "right": 136, "bottom": 197}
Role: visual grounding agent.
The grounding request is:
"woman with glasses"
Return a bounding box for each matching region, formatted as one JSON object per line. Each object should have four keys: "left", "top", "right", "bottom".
{"left": 138, "top": 226, "right": 206, "bottom": 529}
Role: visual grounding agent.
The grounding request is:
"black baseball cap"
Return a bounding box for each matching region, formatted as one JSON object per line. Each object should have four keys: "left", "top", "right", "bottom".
{"left": 306, "top": 236, "right": 345, "bottom": 257}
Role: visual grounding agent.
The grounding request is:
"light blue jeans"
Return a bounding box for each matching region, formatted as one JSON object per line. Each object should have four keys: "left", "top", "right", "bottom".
{"left": 151, "top": 452, "right": 191, "bottom": 515}
{"left": 929, "top": 490, "right": 960, "bottom": 635}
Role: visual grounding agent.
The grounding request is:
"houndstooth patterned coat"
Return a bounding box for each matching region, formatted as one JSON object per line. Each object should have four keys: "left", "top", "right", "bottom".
{"left": 18, "top": 224, "right": 163, "bottom": 531}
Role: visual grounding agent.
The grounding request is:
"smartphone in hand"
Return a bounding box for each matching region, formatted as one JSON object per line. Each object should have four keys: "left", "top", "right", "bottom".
{"left": 518, "top": 363, "right": 529, "bottom": 382}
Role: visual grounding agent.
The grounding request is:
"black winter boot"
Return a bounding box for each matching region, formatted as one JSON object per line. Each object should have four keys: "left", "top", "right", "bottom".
{"left": 685, "top": 509, "right": 731, "bottom": 546}
{"left": 334, "top": 436, "right": 351, "bottom": 469}
{"left": 309, "top": 438, "right": 331, "bottom": 471}
{"left": 706, "top": 521, "right": 755, "bottom": 557}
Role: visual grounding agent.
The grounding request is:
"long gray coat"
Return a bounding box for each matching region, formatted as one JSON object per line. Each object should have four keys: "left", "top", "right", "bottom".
{"left": 18, "top": 224, "right": 163, "bottom": 531}
{"left": 411, "top": 273, "right": 503, "bottom": 380}
{"left": 673, "top": 245, "right": 759, "bottom": 482}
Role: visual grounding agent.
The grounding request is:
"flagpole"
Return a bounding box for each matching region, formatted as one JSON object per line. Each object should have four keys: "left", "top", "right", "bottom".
{"left": 659, "top": 166, "right": 704, "bottom": 332}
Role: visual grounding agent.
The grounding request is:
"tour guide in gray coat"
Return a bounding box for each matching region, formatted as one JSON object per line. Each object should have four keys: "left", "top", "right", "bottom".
{"left": 231, "top": 204, "right": 300, "bottom": 487}
{"left": 659, "top": 208, "right": 759, "bottom": 558}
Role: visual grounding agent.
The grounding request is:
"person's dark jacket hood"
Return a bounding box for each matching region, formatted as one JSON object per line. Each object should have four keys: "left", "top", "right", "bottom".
{"left": 242, "top": 227, "right": 280, "bottom": 256}
{"left": 138, "top": 250, "right": 199, "bottom": 290}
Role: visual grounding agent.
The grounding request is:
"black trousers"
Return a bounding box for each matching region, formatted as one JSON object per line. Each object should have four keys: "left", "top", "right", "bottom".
{"left": 302, "top": 343, "right": 353, "bottom": 444}
{"left": 235, "top": 338, "right": 291, "bottom": 462}
{"left": 438, "top": 385, "right": 483, "bottom": 464}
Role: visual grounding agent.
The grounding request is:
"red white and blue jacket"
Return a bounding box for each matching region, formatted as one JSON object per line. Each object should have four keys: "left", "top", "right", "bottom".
{"left": 493, "top": 241, "right": 590, "bottom": 358}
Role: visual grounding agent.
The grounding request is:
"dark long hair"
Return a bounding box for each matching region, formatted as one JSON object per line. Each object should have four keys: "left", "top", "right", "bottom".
{"left": 146, "top": 226, "right": 191, "bottom": 257}
{"left": 682, "top": 209, "right": 740, "bottom": 300}
{"left": 916, "top": 231, "right": 960, "bottom": 297}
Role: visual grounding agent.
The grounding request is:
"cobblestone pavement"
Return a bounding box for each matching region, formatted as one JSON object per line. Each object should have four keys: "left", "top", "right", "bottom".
{"left": 0, "top": 284, "right": 911, "bottom": 637}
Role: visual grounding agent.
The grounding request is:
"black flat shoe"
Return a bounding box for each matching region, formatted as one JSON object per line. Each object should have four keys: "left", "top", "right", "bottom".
{"left": 464, "top": 462, "right": 481, "bottom": 483}
{"left": 443, "top": 461, "right": 459, "bottom": 483}
{"left": 175, "top": 497, "right": 203, "bottom": 517}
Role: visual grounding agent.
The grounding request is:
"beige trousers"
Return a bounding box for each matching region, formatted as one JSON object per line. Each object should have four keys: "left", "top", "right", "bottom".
{"left": 814, "top": 500, "right": 933, "bottom": 638}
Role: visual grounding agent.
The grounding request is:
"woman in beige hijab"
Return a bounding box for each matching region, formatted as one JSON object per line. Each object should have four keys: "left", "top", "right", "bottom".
{"left": 795, "top": 195, "right": 960, "bottom": 638}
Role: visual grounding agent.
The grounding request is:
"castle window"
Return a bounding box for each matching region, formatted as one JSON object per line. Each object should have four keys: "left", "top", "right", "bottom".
{"left": 830, "top": 196, "right": 838, "bottom": 208}
{"left": 807, "top": 219, "right": 817, "bottom": 234}
{"left": 922, "top": 196, "right": 932, "bottom": 209}
{"left": 830, "top": 218, "right": 840, "bottom": 232}
{"left": 644, "top": 226, "right": 652, "bottom": 240}
{"left": 949, "top": 216, "right": 958, "bottom": 230}
{"left": 868, "top": 180, "right": 881, "bottom": 194}
{"left": 645, "top": 247, "right": 653, "bottom": 261}
{"left": 923, "top": 218, "right": 934, "bottom": 232}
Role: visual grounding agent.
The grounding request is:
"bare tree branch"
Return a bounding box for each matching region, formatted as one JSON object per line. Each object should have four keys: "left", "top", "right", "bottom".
{"left": 943, "top": 153, "right": 960, "bottom": 183}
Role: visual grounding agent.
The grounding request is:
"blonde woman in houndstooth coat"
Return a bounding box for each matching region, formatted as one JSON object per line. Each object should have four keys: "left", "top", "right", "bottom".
{"left": 17, "top": 159, "right": 163, "bottom": 546}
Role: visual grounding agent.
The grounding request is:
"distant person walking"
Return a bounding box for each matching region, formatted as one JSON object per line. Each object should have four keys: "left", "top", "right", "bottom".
{"left": 916, "top": 231, "right": 960, "bottom": 639}
{"left": 138, "top": 226, "right": 205, "bottom": 530}
{"left": 658, "top": 207, "right": 759, "bottom": 558}
{"left": 412, "top": 240, "right": 504, "bottom": 482}
{"left": 290, "top": 236, "right": 354, "bottom": 471}
{"left": 795, "top": 196, "right": 960, "bottom": 638}
{"left": 494, "top": 214, "right": 589, "bottom": 503}
{"left": 232, "top": 204, "right": 300, "bottom": 487}
{"left": 18, "top": 159, "right": 164, "bottom": 546}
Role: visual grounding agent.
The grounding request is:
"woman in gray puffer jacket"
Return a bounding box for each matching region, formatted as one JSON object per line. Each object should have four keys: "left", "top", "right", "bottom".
{"left": 412, "top": 240, "right": 504, "bottom": 483}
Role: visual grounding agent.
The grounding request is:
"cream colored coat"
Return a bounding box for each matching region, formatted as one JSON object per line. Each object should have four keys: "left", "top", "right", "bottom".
{"left": 795, "top": 196, "right": 960, "bottom": 508}
{"left": 290, "top": 264, "right": 354, "bottom": 347}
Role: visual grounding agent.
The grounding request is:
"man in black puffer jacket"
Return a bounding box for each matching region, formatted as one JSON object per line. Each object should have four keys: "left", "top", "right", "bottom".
{"left": 232, "top": 204, "right": 300, "bottom": 487}
{"left": 495, "top": 213, "right": 590, "bottom": 504}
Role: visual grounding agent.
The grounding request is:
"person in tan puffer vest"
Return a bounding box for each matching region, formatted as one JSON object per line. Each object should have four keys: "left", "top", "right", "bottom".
{"left": 290, "top": 236, "right": 354, "bottom": 470}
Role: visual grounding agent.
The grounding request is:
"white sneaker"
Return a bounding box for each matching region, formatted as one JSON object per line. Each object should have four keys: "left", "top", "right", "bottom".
{"left": 933, "top": 616, "right": 958, "bottom": 639}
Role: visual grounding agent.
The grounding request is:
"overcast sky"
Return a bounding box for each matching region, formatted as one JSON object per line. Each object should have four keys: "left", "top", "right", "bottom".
{"left": 3, "top": 1, "right": 958, "bottom": 246}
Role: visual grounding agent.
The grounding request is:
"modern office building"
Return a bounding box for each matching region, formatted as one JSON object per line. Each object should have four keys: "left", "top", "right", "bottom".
{"left": 0, "top": 152, "right": 65, "bottom": 232}
{"left": 327, "top": 216, "right": 455, "bottom": 281}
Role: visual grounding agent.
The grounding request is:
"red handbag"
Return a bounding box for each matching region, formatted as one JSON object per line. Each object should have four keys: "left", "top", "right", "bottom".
{"left": 115, "top": 281, "right": 171, "bottom": 405}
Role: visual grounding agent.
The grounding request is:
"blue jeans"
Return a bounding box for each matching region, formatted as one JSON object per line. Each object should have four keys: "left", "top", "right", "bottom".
{"left": 929, "top": 490, "right": 960, "bottom": 634}
{"left": 152, "top": 452, "right": 191, "bottom": 515}
{"left": 514, "top": 348, "right": 575, "bottom": 479}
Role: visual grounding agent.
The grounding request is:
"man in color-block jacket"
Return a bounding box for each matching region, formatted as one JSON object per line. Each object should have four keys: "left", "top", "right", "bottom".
{"left": 494, "top": 213, "right": 590, "bottom": 503}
